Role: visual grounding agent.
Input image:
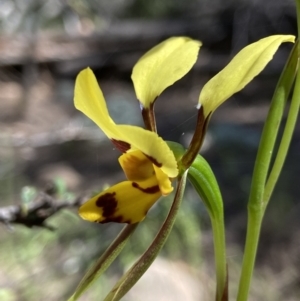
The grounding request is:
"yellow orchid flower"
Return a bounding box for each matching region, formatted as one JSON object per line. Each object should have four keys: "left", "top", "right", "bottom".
{"left": 74, "top": 37, "right": 201, "bottom": 224}
{"left": 74, "top": 69, "right": 176, "bottom": 224}
{"left": 75, "top": 35, "right": 294, "bottom": 224}
{"left": 198, "top": 35, "right": 295, "bottom": 117}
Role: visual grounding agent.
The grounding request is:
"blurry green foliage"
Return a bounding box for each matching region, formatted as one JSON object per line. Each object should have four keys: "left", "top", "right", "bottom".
{"left": 0, "top": 179, "right": 203, "bottom": 300}
{"left": 20, "top": 186, "right": 37, "bottom": 204}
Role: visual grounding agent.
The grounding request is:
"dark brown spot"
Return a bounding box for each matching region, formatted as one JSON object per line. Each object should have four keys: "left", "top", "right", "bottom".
{"left": 96, "top": 192, "right": 117, "bottom": 218}
{"left": 181, "top": 106, "right": 211, "bottom": 168}
{"left": 132, "top": 182, "right": 160, "bottom": 194}
{"left": 112, "top": 215, "right": 124, "bottom": 223}
{"left": 111, "top": 139, "right": 131, "bottom": 153}
{"left": 101, "top": 215, "right": 127, "bottom": 224}
{"left": 145, "top": 155, "right": 162, "bottom": 167}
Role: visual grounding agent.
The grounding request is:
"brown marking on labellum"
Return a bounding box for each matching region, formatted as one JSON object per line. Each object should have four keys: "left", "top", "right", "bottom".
{"left": 96, "top": 192, "right": 118, "bottom": 218}
{"left": 145, "top": 155, "right": 162, "bottom": 167}
{"left": 112, "top": 215, "right": 124, "bottom": 223}
{"left": 132, "top": 182, "right": 160, "bottom": 194}
{"left": 124, "top": 219, "right": 132, "bottom": 224}
{"left": 101, "top": 215, "right": 128, "bottom": 224}
{"left": 111, "top": 139, "right": 131, "bottom": 153}
{"left": 113, "top": 217, "right": 132, "bottom": 224}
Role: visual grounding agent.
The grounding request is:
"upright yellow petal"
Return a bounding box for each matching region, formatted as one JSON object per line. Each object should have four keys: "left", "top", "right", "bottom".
{"left": 74, "top": 68, "right": 178, "bottom": 177}
{"left": 199, "top": 35, "right": 295, "bottom": 117}
{"left": 74, "top": 68, "right": 113, "bottom": 127}
{"left": 79, "top": 177, "right": 161, "bottom": 224}
{"left": 132, "top": 37, "right": 201, "bottom": 108}
{"left": 73, "top": 68, "right": 133, "bottom": 148}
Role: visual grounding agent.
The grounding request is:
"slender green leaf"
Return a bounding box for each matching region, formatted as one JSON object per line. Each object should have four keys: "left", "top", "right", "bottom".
{"left": 263, "top": 42, "right": 300, "bottom": 205}
{"left": 188, "top": 155, "right": 227, "bottom": 301}
{"left": 167, "top": 141, "right": 227, "bottom": 301}
{"left": 237, "top": 40, "right": 299, "bottom": 301}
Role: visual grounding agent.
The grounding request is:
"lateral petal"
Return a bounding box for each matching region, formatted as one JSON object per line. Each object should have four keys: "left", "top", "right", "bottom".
{"left": 132, "top": 37, "right": 201, "bottom": 108}
{"left": 199, "top": 35, "right": 295, "bottom": 117}
{"left": 74, "top": 67, "right": 116, "bottom": 136}
{"left": 79, "top": 178, "right": 162, "bottom": 224}
{"left": 74, "top": 68, "right": 178, "bottom": 178}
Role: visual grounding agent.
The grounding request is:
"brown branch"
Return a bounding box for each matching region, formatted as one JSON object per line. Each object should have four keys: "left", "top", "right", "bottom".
{"left": 0, "top": 192, "right": 84, "bottom": 230}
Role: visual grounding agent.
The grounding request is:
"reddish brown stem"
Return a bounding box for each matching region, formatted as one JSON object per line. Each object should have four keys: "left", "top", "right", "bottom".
{"left": 141, "top": 103, "right": 157, "bottom": 132}
{"left": 181, "top": 106, "right": 210, "bottom": 169}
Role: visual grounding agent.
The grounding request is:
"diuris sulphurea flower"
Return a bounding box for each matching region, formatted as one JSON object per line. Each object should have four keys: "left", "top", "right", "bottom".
{"left": 74, "top": 37, "right": 201, "bottom": 224}
{"left": 74, "top": 35, "right": 294, "bottom": 224}
{"left": 70, "top": 33, "right": 296, "bottom": 301}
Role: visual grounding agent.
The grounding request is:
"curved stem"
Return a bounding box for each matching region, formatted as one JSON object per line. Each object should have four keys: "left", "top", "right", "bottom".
{"left": 104, "top": 171, "right": 188, "bottom": 301}
{"left": 68, "top": 224, "right": 138, "bottom": 301}
{"left": 181, "top": 107, "right": 209, "bottom": 169}
{"left": 141, "top": 103, "right": 157, "bottom": 132}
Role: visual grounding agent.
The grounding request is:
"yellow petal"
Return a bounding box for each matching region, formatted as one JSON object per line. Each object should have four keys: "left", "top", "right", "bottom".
{"left": 74, "top": 67, "right": 115, "bottom": 133}
{"left": 199, "top": 35, "right": 295, "bottom": 117}
{"left": 119, "top": 150, "right": 174, "bottom": 195}
{"left": 74, "top": 67, "right": 129, "bottom": 145}
{"left": 153, "top": 165, "right": 173, "bottom": 196}
{"left": 79, "top": 177, "right": 161, "bottom": 224}
{"left": 117, "top": 125, "right": 178, "bottom": 178}
{"left": 118, "top": 150, "right": 154, "bottom": 181}
{"left": 74, "top": 68, "right": 178, "bottom": 178}
{"left": 132, "top": 37, "right": 201, "bottom": 108}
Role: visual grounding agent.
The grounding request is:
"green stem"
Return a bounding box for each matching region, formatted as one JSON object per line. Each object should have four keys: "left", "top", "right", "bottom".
{"left": 68, "top": 224, "right": 138, "bottom": 301}
{"left": 236, "top": 41, "right": 298, "bottom": 301}
{"left": 236, "top": 210, "right": 263, "bottom": 301}
{"left": 296, "top": 0, "right": 300, "bottom": 47}
{"left": 104, "top": 171, "right": 188, "bottom": 301}
{"left": 264, "top": 53, "right": 300, "bottom": 205}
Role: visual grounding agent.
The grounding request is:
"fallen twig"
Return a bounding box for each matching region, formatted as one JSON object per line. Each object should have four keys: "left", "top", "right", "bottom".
{"left": 0, "top": 191, "right": 83, "bottom": 230}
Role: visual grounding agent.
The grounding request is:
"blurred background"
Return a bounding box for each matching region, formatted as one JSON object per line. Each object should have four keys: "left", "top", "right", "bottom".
{"left": 0, "top": 0, "right": 299, "bottom": 300}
